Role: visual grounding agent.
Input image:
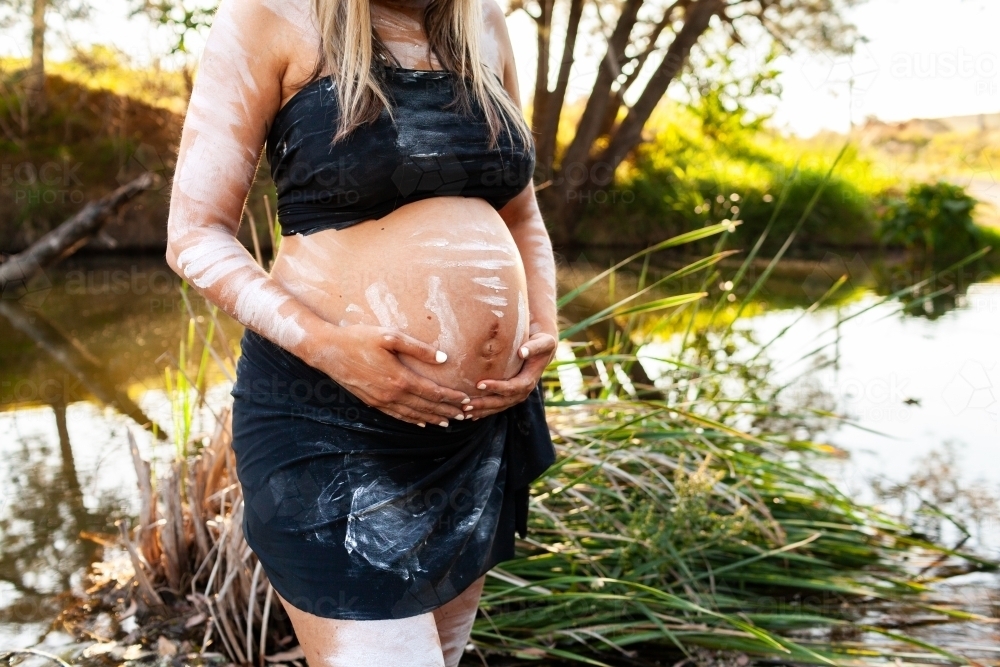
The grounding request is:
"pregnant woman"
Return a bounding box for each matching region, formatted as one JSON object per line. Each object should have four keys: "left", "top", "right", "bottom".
{"left": 165, "top": 0, "right": 557, "bottom": 664}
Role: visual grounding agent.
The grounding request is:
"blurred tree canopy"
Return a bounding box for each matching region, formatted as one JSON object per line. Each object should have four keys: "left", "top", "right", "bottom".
{"left": 129, "top": 0, "right": 865, "bottom": 244}
{"left": 525, "top": 0, "right": 865, "bottom": 242}
{"left": 0, "top": 0, "right": 90, "bottom": 109}
{"left": 128, "top": 0, "right": 214, "bottom": 54}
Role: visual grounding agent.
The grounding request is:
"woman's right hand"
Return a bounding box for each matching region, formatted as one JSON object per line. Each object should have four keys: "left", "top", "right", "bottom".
{"left": 302, "top": 323, "right": 472, "bottom": 428}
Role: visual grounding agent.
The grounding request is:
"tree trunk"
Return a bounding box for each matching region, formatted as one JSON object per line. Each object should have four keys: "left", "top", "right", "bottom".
{"left": 27, "top": 0, "right": 48, "bottom": 112}
{"left": 534, "top": 0, "right": 584, "bottom": 177}
{"left": 0, "top": 172, "right": 154, "bottom": 290}
{"left": 541, "top": 0, "right": 648, "bottom": 245}
{"left": 597, "top": 0, "right": 723, "bottom": 173}
{"left": 532, "top": 0, "right": 554, "bottom": 145}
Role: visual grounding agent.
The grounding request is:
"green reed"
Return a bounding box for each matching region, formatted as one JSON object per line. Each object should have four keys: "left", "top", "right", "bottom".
{"left": 473, "top": 145, "right": 996, "bottom": 666}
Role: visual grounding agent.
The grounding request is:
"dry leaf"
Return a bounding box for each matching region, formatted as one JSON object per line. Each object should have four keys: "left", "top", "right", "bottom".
{"left": 184, "top": 612, "right": 208, "bottom": 629}
{"left": 157, "top": 636, "right": 178, "bottom": 657}
{"left": 82, "top": 643, "right": 117, "bottom": 658}
{"left": 265, "top": 646, "right": 306, "bottom": 662}
{"left": 119, "top": 599, "right": 138, "bottom": 620}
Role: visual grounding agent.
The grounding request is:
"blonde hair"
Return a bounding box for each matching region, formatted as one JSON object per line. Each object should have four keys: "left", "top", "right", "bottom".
{"left": 312, "top": 0, "right": 533, "bottom": 149}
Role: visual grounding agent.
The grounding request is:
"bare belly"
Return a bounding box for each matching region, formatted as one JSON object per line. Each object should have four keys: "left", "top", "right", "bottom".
{"left": 270, "top": 197, "right": 530, "bottom": 395}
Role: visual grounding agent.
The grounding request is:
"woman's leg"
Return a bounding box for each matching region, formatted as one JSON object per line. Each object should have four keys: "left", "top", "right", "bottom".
{"left": 432, "top": 575, "right": 486, "bottom": 667}
{"left": 276, "top": 591, "right": 446, "bottom": 667}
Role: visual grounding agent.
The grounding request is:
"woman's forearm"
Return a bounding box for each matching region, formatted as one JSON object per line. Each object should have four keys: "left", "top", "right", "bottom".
{"left": 507, "top": 206, "right": 558, "bottom": 339}
{"left": 166, "top": 223, "right": 334, "bottom": 363}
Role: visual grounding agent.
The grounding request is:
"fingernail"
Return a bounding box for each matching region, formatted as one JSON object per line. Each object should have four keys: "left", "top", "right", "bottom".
{"left": 477, "top": 383, "right": 487, "bottom": 390}
{"left": 520, "top": 346, "right": 530, "bottom": 358}
{"left": 454, "top": 414, "right": 465, "bottom": 421}
{"left": 464, "top": 405, "right": 474, "bottom": 412}
{"left": 418, "top": 422, "right": 426, "bottom": 428}
{"left": 435, "top": 350, "right": 448, "bottom": 364}
{"left": 439, "top": 420, "right": 449, "bottom": 427}
{"left": 462, "top": 397, "right": 471, "bottom": 404}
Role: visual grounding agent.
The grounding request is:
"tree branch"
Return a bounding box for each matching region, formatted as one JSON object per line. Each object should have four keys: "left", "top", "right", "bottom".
{"left": 535, "top": 0, "right": 584, "bottom": 172}
{"left": 558, "top": 0, "right": 645, "bottom": 173}
{"left": 597, "top": 0, "right": 724, "bottom": 172}
{"left": 0, "top": 172, "right": 153, "bottom": 289}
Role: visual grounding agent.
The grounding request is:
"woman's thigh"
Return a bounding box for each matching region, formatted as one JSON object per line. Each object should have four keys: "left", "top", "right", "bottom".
{"left": 276, "top": 591, "right": 445, "bottom": 667}
{"left": 433, "top": 575, "right": 486, "bottom": 667}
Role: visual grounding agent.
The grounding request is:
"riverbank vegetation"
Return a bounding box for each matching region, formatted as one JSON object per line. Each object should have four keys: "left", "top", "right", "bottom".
{"left": 42, "top": 185, "right": 998, "bottom": 666}
{"left": 3, "top": 50, "right": 1000, "bottom": 272}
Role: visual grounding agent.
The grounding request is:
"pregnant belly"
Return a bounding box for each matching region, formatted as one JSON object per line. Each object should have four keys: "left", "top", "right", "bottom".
{"left": 270, "top": 197, "right": 530, "bottom": 395}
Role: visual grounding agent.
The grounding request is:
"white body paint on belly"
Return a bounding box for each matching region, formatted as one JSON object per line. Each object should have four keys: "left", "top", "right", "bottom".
{"left": 422, "top": 258, "right": 516, "bottom": 270}
{"left": 424, "top": 276, "right": 462, "bottom": 357}
{"left": 505, "top": 291, "right": 528, "bottom": 376}
{"left": 365, "top": 282, "right": 408, "bottom": 330}
{"left": 473, "top": 276, "right": 508, "bottom": 290}
{"left": 476, "top": 294, "right": 508, "bottom": 307}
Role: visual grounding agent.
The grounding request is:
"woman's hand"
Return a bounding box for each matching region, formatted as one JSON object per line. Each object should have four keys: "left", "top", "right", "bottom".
{"left": 303, "top": 323, "right": 473, "bottom": 428}
{"left": 466, "top": 330, "right": 557, "bottom": 419}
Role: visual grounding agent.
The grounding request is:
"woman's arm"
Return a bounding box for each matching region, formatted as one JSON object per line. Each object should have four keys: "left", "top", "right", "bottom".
{"left": 468, "top": 0, "right": 558, "bottom": 417}
{"left": 167, "top": 0, "right": 471, "bottom": 426}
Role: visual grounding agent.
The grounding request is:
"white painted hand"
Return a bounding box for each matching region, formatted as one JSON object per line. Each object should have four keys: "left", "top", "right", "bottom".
{"left": 304, "top": 323, "right": 473, "bottom": 428}
{"left": 465, "top": 330, "right": 556, "bottom": 419}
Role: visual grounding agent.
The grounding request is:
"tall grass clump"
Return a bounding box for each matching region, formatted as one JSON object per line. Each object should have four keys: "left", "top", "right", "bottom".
{"left": 82, "top": 159, "right": 996, "bottom": 666}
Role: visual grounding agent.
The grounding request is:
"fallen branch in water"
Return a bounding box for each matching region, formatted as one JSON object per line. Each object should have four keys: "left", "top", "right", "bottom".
{"left": 0, "top": 172, "right": 154, "bottom": 292}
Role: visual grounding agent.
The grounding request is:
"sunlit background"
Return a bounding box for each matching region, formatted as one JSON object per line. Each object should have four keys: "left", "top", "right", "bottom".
{"left": 3, "top": 0, "right": 999, "bottom": 136}
{"left": 1, "top": 0, "right": 999, "bottom": 661}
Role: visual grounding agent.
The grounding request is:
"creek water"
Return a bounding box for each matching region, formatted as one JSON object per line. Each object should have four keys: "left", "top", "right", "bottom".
{"left": 0, "top": 254, "right": 997, "bottom": 656}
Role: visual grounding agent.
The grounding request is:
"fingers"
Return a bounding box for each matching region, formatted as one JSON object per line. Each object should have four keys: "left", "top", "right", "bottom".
{"left": 398, "top": 391, "right": 469, "bottom": 424}
{"left": 353, "top": 383, "right": 454, "bottom": 427}
{"left": 371, "top": 367, "right": 470, "bottom": 421}
{"left": 379, "top": 406, "right": 428, "bottom": 427}
{"left": 475, "top": 355, "right": 545, "bottom": 397}
{"left": 381, "top": 330, "right": 449, "bottom": 366}
{"left": 405, "top": 371, "right": 472, "bottom": 408}
{"left": 518, "top": 333, "right": 557, "bottom": 360}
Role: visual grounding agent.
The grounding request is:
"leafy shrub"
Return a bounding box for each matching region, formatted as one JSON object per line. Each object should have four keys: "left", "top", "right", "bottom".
{"left": 572, "top": 104, "right": 887, "bottom": 254}
{"left": 876, "top": 181, "right": 982, "bottom": 266}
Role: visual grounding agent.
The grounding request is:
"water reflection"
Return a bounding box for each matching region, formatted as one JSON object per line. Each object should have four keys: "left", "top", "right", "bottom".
{"left": 0, "top": 404, "right": 130, "bottom": 646}
{"left": 0, "top": 256, "right": 242, "bottom": 649}
{"left": 0, "top": 253, "right": 997, "bottom": 653}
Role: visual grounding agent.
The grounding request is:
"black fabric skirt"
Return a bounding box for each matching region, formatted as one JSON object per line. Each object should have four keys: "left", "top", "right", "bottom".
{"left": 230, "top": 329, "right": 555, "bottom": 620}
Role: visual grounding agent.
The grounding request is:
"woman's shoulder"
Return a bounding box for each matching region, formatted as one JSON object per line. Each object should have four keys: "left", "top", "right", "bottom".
{"left": 258, "top": 0, "right": 320, "bottom": 32}
{"left": 211, "top": 0, "right": 320, "bottom": 86}
{"left": 480, "top": 0, "right": 520, "bottom": 98}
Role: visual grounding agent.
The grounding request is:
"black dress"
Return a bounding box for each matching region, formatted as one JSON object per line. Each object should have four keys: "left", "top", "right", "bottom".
{"left": 229, "top": 65, "right": 554, "bottom": 620}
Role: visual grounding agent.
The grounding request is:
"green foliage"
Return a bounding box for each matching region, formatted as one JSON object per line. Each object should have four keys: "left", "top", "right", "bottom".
{"left": 476, "top": 165, "right": 995, "bottom": 665}
{"left": 876, "top": 181, "right": 985, "bottom": 266}
{"left": 129, "top": 0, "right": 215, "bottom": 54}
{"left": 573, "top": 105, "right": 888, "bottom": 254}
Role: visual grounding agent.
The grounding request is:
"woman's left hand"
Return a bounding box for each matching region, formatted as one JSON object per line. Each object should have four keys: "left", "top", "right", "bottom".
{"left": 466, "top": 330, "right": 557, "bottom": 419}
